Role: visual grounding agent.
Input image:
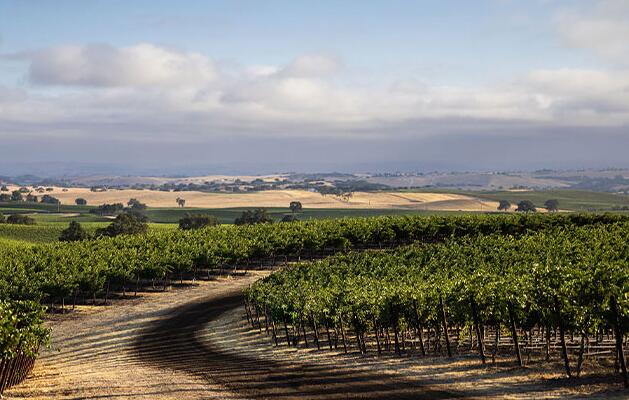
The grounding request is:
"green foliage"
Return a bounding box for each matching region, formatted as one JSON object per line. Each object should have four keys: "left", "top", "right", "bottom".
{"left": 127, "top": 198, "right": 147, "bottom": 211}
{"left": 0, "top": 300, "right": 49, "bottom": 359}
{"left": 178, "top": 214, "right": 218, "bottom": 230}
{"left": 545, "top": 199, "right": 560, "bottom": 212}
{"left": 59, "top": 221, "right": 90, "bottom": 242}
{"left": 75, "top": 198, "right": 87, "bottom": 206}
{"left": 497, "top": 199, "right": 511, "bottom": 211}
{"left": 11, "top": 191, "right": 23, "bottom": 202}
{"left": 7, "top": 214, "right": 36, "bottom": 225}
{"left": 281, "top": 214, "right": 298, "bottom": 222}
{"left": 0, "top": 213, "right": 4, "bottom": 224}
{"left": 289, "top": 201, "right": 303, "bottom": 213}
{"left": 235, "top": 208, "right": 273, "bottom": 225}
{"left": 0, "top": 212, "right": 627, "bottom": 364}
{"left": 247, "top": 223, "right": 629, "bottom": 359}
{"left": 90, "top": 203, "right": 124, "bottom": 216}
{"left": 40, "top": 195, "right": 60, "bottom": 205}
{"left": 95, "top": 213, "right": 148, "bottom": 237}
{"left": 516, "top": 200, "right": 536, "bottom": 213}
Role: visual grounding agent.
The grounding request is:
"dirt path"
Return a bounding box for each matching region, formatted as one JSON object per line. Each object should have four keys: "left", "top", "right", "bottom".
{"left": 135, "top": 290, "right": 458, "bottom": 400}
{"left": 4, "top": 276, "right": 260, "bottom": 400}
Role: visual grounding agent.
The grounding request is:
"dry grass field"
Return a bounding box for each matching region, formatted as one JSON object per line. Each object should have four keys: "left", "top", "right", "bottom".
{"left": 7, "top": 186, "right": 499, "bottom": 211}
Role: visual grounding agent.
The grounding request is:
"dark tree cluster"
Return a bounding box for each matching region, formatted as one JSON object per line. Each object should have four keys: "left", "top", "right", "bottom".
{"left": 289, "top": 201, "right": 303, "bottom": 214}
{"left": 127, "top": 198, "right": 147, "bottom": 211}
{"left": 515, "top": 200, "right": 537, "bottom": 213}
{"left": 6, "top": 214, "right": 36, "bottom": 225}
{"left": 178, "top": 214, "right": 219, "bottom": 230}
{"left": 544, "top": 199, "right": 560, "bottom": 212}
{"left": 59, "top": 221, "right": 89, "bottom": 242}
{"left": 40, "top": 194, "right": 60, "bottom": 204}
{"left": 497, "top": 200, "right": 511, "bottom": 211}
{"left": 95, "top": 213, "right": 148, "bottom": 237}
{"left": 234, "top": 208, "right": 273, "bottom": 225}
{"left": 90, "top": 203, "right": 125, "bottom": 216}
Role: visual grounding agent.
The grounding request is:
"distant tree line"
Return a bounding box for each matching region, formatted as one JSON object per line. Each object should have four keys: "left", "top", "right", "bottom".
{"left": 496, "top": 199, "right": 559, "bottom": 213}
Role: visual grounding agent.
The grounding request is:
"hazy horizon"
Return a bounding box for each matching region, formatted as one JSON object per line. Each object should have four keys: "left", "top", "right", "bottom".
{"left": 1, "top": 1, "right": 628, "bottom": 174}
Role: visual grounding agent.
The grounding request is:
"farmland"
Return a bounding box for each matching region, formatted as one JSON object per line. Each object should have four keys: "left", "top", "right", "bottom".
{"left": 3, "top": 213, "right": 629, "bottom": 398}
{"left": 3, "top": 184, "right": 629, "bottom": 397}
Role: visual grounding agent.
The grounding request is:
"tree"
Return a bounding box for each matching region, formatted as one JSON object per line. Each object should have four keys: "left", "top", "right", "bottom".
{"left": 26, "top": 193, "right": 38, "bottom": 202}
{"left": 59, "top": 221, "right": 89, "bottom": 242}
{"left": 95, "top": 213, "right": 148, "bottom": 237}
{"left": 6, "top": 214, "right": 35, "bottom": 225}
{"left": 11, "top": 191, "right": 23, "bottom": 202}
{"left": 515, "top": 200, "right": 536, "bottom": 213}
{"left": 127, "top": 198, "right": 147, "bottom": 211}
{"left": 289, "top": 201, "right": 303, "bottom": 214}
{"left": 176, "top": 197, "right": 186, "bottom": 207}
{"left": 0, "top": 194, "right": 10, "bottom": 202}
{"left": 40, "top": 194, "right": 60, "bottom": 204}
{"left": 497, "top": 200, "right": 511, "bottom": 211}
{"left": 178, "top": 214, "right": 219, "bottom": 230}
{"left": 0, "top": 185, "right": 8, "bottom": 192}
{"left": 90, "top": 203, "right": 125, "bottom": 216}
{"left": 234, "top": 208, "right": 273, "bottom": 225}
{"left": 75, "top": 198, "right": 87, "bottom": 206}
{"left": 544, "top": 199, "right": 559, "bottom": 212}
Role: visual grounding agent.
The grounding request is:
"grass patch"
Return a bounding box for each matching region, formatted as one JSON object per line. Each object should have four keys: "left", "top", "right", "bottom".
{"left": 473, "top": 190, "right": 629, "bottom": 211}
{"left": 395, "top": 189, "right": 629, "bottom": 212}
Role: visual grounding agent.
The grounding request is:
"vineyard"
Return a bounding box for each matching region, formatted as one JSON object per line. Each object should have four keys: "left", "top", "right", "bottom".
{"left": 1, "top": 213, "right": 628, "bottom": 394}
{"left": 246, "top": 222, "right": 629, "bottom": 387}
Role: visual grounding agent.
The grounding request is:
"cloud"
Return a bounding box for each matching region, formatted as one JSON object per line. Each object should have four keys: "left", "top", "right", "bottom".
{"left": 1, "top": 41, "right": 629, "bottom": 148}
{"left": 556, "top": 0, "right": 629, "bottom": 63}
{"left": 279, "top": 54, "right": 342, "bottom": 78}
{"left": 22, "top": 43, "right": 217, "bottom": 87}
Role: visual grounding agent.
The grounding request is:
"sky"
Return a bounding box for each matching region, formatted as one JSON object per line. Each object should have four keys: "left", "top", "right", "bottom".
{"left": 1, "top": 0, "right": 629, "bottom": 175}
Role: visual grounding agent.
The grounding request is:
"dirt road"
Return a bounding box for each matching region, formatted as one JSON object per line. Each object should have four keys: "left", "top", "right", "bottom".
{"left": 135, "top": 289, "right": 458, "bottom": 400}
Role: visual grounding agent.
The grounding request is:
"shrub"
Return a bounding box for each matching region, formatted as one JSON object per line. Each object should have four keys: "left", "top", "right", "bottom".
{"left": 95, "top": 213, "right": 148, "bottom": 237}
{"left": 178, "top": 214, "right": 219, "bottom": 230}
{"left": 234, "top": 208, "right": 273, "bottom": 225}
{"left": 40, "top": 194, "right": 60, "bottom": 204}
{"left": 6, "top": 214, "right": 36, "bottom": 225}
{"left": 59, "top": 221, "right": 90, "bottom": 242}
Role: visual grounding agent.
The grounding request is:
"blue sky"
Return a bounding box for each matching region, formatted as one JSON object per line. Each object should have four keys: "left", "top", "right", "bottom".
{"left": 0, "top": 0, "right": 628, "bottom": 174}
{"left": 1, "top": 0, "right": 597, "bottom": 82}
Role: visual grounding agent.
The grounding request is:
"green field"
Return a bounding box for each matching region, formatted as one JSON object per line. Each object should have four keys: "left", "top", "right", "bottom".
{"left": 398, "top": 188, "right": 629, "bottom": 212}
{"left": 474, "top": 190, "right": 629, "bottom": 211}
